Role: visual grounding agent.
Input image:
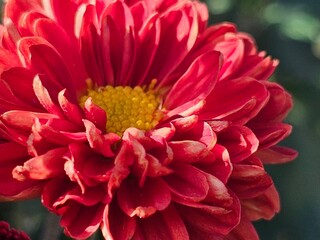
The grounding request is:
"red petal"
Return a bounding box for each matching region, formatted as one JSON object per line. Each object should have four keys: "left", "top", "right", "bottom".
{"left": 12, "top": 147, "right": 67, "bottom": 180}
{"left": 250, "top": 122, "right": 292, "bottom": 150}
{"left": 4, "top": 0, "right": 43, "bottom": 25}
{"left": 80, "top": 4, "right": 105, "bottom": 85}
{"left": 228, "top": 158, "right": 273, "bottom": 199}
{"left": 134, "top": 204, "right": 189, "bottom": 240}
{"left": 83, "top": 119, "right": 119, "bottom": 157}
{"left": 32, "top": 75, "right": 64, "bottom": 117}
{"left": 147, "top": 3, "right": 199, "bottom": 83}
{"left": 83, "top": 98, "right": 106, "bottom": 132}
{"left": 101, "top": 1, "right": 135, "bottom": 85}
{"left": 164, "top": 163, "right": 209, "bottom": 202}
{"left": 165, "top": 50, "right": 221, "bottom": 111}
{"left": 225, "top": 216, "right": 259, "bottom": 240}
{"left": 1, "top": 110, "right": 58, "bottom": 131}
{"left": 174, "top": 121, "right": 217, "bottom": 150}
{"left": 218, "top": 125, "right": 259, "bottom": 163}
{"left": 241, "top": 184, "right": 280, "bottom": 221}
{"left": 58, "top": 89, "right": 84, "bottom": 126}
{"left": 255, "top": 145, "right": 298, "bottom": 164}
{"left": 107, "top": 141, "right": 133, "bottom": 194}
{"left": 234, "top": 52, "right": 278, "bottom": 81}
{"left": 0, "top": 143, "right": 43, "bottom": 200}
{"left": 216, "top": 33, "right": 245, "bottom": 80}
{"left": 198, "top": 144, "right": 232, "bottom": 184}
{"left": 169, "top": 140, "right": 210, "bottom": 163}
{"left": 102, "top": 200, "right": 136, "bottom": 240}
{"left": 0, "top": 48, "right": 21, "bottom": 72}
{"left": 32, "top": 17, "right": 87, "bottom": 91}
{"left": 251, "top": 81, "right": 293, "bottom": 122}
{"left": 61, "top": 202, "right": 104, "bottom": 239}
{"left": 117, "top": 177, "right": 171, "bottom": 218}
{"left": 130, "top": 13, "right": 160, "bottom": 86}
{"left": 67, "top": 143, "right": 114, "bottom": 186}
{"left": 171, "top": 115, "right": 198, "bottom": 133}
{"left": 0, "top": 141, "right": 28, "bottom": 164}
{"left": 200, "top": 77, "right": 269, "bottom": 124}
{"left": 1, "top": 67, "right": 41, "bottom": 109}
{"left": 47, "top": 0, "right": 89, "bottom": 40}
{"left": 175, "top": 191, "right": 240, "bottom": 236}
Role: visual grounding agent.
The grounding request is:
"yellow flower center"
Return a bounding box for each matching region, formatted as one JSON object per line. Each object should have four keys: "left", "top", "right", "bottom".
{"left": 79, "top": 80, "right": 163, "bottom": 135}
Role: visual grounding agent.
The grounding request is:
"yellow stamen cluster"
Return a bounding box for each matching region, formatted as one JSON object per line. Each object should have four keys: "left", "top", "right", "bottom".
{"left": 79, "top": 81, "right": 163, "bottom": 135}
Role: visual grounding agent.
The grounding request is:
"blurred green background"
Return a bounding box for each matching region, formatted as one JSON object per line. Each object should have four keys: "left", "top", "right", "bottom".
{"left": 0, "top": 0, "right": 319, "bottom": 239}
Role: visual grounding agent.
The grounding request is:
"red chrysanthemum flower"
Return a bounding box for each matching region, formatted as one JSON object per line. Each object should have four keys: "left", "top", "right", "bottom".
{"left": 0, "top": 221, "right": 30, "bottom": 240}
{"left": 0, "top": 0, "right": 297, "bottom": 239}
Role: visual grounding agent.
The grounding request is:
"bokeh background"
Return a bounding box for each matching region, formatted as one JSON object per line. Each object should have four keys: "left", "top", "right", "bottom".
{"left": 0, "top": 0, "right": 319, "bottom": 239}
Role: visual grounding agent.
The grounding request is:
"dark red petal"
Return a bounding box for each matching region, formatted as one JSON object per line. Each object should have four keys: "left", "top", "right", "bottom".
{"left": 250, "top": 81, "right": 293, "bottom": 122}
{"left": 228, "top": 158, "right": 273, "bottom": 199}
{"left": 200, "top": 77, "right": 269, "bottom": 124}
{"left": 255, "top": 145, "right": 298, "bottom": 164}
{"left": 241, "top": 184, "right": 280, "bottom": 221}
{"left": 52, "top": 186, "right": 106, "bottom": 208}
{"left": 175, "top": 191, "right": 240, "bottom": 236}
{"left": 42, "top": 176, "right": 77, "bottom": 213}
{"left": 130, "top": 13, "right": 160, "bottom": 86}
{"left": 1, "top": 67, "right": 42, "bottom": 109}
{"left": 101, "top": 0, "right": 135, "bottom": 85}
{"left": 225, "top": 216, "right": 259, "bottom": 240}
{"left": 0, "top": 144, "right": 43, "bottom": 200}
{"left": 32, "top": 75, "right": 64, "bottom": 117}
{"left": 164, "top": 163, "right": 209, "bottom": 202}
{"left": 134, "top": 204, "right": 189, "bottom": 240}
{"left": 0, "top": 78, "right": 38, "bottom": 113}
{"left": 19, "top": 37, "right": 77, "bottom": 97}
{"left": 0, "top": 141, "right": 28, "bottom": 164}
{"left": 117, "top": 177, "right": 171, "bottom": 218}
{"left": 218, "top": 125, "right": 259, "bottom": 163}
{"left": 80, "top": 4, "right": 105, "bottom": 85}
{"left": 177, "top": 23, "right": 236, "bottom": 73}
{"left": 61, "top": 202, "right": 104, "bottom": 239}
{"left": 67, "top": 143, "right": 114, "bottom": 187}
{"left": 32, "top": 17, "right": 87, "bottom": 91}
{"left": 250, "top": 122, "right": 292, "bottom": 150}
{"left": 199, "top": 144, "right": 232, "bottom": 184}
{"left": 101, "top": 200, "right": 136, "bottom": 240}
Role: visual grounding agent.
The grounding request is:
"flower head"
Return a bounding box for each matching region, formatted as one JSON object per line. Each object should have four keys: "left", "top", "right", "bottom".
{"left": 0, "top": 221, "right": 30, "bottom": 240}
{"left": 0, "top": 0, "right": 297, "bottom": 239}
